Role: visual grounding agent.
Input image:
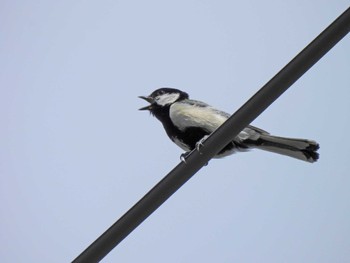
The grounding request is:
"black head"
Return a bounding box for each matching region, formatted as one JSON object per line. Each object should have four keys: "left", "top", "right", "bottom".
{"left": 139, "top": 88, "right": 189, "bottom": 111}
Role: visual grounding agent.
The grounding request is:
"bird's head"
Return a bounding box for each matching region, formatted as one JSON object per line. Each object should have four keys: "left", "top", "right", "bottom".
{"left": 139, "top": 88, "right": 189, "bottom": 111}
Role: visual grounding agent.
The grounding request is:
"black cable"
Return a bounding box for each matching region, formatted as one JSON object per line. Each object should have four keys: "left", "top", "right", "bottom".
{"left": 72, "top": 7, "right": 350, "bottom": 263}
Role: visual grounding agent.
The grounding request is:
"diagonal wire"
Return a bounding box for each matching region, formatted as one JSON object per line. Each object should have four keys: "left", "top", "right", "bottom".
{"left": 73, "top": 6, "right": 350, "bottom": 263}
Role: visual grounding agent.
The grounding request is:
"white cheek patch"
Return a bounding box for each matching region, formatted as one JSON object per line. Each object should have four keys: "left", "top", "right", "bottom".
{"left": 156, "top": 93, "right": 180, "bottom": 106}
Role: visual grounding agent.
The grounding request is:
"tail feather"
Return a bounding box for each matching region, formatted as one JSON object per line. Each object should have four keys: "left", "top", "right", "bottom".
{"left": 248, "top": 134, "right": 320, "bottom": 163}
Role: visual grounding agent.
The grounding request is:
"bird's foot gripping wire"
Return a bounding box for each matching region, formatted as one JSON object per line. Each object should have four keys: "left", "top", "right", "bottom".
{"left": 180, "top": 151, "right": 209, "bottom": 166}
{"left": 180, "top": 151, "right": 191, "bottom": 163}
{"left": 195, "top": 135, "right": 210, "bottom": 154}
{"left": 180, "top": 145, "right": 210, "bottom": 166}
{"left": 180, "top": 136, "right": 207, "bottom": 163}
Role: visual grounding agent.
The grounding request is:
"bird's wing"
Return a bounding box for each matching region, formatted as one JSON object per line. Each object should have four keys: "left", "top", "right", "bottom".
{"left": 170, "top": 99, "right": 270, "bottom": 141}
{"left": 169, "top": 100, "right": 229, "bottom": 133}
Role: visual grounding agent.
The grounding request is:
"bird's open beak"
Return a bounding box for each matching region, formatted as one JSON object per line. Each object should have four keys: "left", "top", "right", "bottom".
{"left": 138, "top": 96, "right": 153, "bottom": 111}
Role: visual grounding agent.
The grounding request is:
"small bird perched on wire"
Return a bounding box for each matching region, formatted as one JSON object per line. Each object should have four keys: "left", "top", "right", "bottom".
{"left": 139, "top": 88, "right": 319, "bottom": 163}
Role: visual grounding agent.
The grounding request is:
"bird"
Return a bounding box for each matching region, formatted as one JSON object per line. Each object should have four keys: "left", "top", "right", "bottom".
{"left": 139, "top": 88, "right": 319, "bottom": 163}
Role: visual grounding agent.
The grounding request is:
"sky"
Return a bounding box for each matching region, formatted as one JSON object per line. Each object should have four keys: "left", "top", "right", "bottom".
{"left": 1, "top": 1, "right": 349, "bottom": 262}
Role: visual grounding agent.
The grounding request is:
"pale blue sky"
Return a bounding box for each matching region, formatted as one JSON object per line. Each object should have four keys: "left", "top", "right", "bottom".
{"left": 1, "top": 1, "right": 349, "bottom": 262}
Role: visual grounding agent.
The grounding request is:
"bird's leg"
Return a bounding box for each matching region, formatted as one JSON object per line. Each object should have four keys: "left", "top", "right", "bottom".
{"left": 195, "top": 135, "right": 210, "bottom": 154}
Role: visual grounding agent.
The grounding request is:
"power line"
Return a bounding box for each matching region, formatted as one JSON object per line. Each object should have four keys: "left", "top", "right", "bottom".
{"left": 72, "top": 7, "right": 350, "bottom": 263}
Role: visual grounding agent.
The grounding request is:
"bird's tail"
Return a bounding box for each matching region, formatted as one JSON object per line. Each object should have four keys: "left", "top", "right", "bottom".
{"left": 248, "top": 134, "right": 319, "bottom": 163}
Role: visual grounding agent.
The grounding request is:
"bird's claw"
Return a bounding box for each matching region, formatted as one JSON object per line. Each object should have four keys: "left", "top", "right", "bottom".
{"left": 180, "top": 149, "right": 209, "bottom": 166}
{"left": 180, "top": 152, "right": 191, "bottom": 163}
{"left": 195, "top": 135, "right": 209, "bottom": 154}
